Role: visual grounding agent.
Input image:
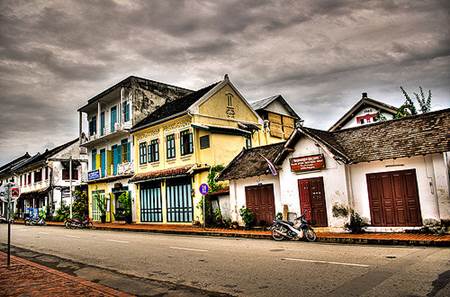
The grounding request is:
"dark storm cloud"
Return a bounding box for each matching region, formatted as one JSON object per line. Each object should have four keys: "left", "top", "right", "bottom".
{"left": 0, "top": 0, "right": 449, "bottom": 164}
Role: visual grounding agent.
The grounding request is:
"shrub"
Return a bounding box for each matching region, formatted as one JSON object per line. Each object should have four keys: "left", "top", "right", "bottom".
{"left": 332, "top": 203, "right": 368, "bottom": 233}
{"left": 239, "top": 207, "right": 255, "bottom": 228}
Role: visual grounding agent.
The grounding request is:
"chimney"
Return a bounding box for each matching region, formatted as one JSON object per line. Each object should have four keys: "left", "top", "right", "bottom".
{"left": 362, "top": 92, "right": 368, "bottom": 98}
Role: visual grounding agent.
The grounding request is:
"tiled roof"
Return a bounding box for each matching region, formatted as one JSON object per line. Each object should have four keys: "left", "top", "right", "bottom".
{"left": 129, "top": 165, "right": 194, "bottom": 183}
{"left": 132, "top": 82, "right": 220, "bottom": 132}
{"left": 0, "top": 153, "right": 30, "bottom": 177}
{"left": 250, "top": 95, "right": 279, "bottom": 111}
{"left": 218, "top": 109, "right": 449, "bottom": 180}
{"left": 217, "top": 142, "right": 286, "bottom": 181}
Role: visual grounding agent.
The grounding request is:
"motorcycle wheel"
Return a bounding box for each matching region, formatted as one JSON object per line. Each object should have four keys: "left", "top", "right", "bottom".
{"left": 272, "top": 226, "right": 285, "bottom": 241}
{"left": 64, "top": 221, "right": 70, "bottom": 229}
{"left": 305, "top": 228, "right": 317, "bottom": 242}
{"left": 88, "top": 221, "right": 94, "bottom": 229}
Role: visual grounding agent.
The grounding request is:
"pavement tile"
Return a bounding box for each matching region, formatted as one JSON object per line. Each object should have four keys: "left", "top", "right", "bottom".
{"left": 0, "top": 251, "right": 134, "bottom": 297}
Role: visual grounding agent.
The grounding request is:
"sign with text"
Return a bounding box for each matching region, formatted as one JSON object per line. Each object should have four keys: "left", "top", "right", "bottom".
{"left": 199, "top": 183, "right": 209, "bottom": 195}
{"left": 88, "top": 169, "right": 100, "bottom": 181}
{"left": 290, "top": 154, "right": 325, "bottom": 172}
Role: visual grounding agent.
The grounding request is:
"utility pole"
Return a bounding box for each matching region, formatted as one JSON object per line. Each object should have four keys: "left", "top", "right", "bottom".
{"left": 69, "top": 156, "right": 73, "bottom": 219}
{"left": 7, "top": 183, "right": 11, "bottom": 267}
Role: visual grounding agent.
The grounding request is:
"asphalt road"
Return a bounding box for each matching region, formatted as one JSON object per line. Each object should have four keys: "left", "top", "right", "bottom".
{"left": 1, "top": 224, "right": 449, "bottom": 297}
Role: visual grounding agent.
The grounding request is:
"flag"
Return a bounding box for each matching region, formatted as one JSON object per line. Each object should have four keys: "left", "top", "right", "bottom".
{"left": 258, "top": 153, "right": 277, "bottom": 176}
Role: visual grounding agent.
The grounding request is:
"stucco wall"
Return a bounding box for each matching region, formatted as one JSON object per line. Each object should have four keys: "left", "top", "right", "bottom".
{"left": 279, "top": 137, "right": 349, "bottom": 228}
{"left": 349, "top": 153, "right": 450, "bottom": 225}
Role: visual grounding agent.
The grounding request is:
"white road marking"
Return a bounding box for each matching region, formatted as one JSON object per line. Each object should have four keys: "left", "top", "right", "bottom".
{"left": 64, "top": 235, "right": 81, "bottom": 239}
{"left": 282, "top": 257, "right": 370, "bottom": 268}
{"left": 170, "top": 246, "right": 208, "bottom": 252}
{"left": 37, "top": 232, "right": 49, "bottom": 235}
{"left": 106, "top": 239, "right": 129, "bottom": 244}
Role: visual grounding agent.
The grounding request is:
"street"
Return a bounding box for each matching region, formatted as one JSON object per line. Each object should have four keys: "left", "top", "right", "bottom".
{"left": 1, "top": 224, "right": 449, "bottom": 297}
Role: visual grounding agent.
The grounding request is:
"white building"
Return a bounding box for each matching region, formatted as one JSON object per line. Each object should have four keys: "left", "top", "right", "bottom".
{"left": 329, "top": 93, "right": 398, "bottom": 131}
{"left": 219, "top": 109, "right": 450, "bottom": 232}
{"left": 11, "top": 138, "right": 88, "bottom": 218}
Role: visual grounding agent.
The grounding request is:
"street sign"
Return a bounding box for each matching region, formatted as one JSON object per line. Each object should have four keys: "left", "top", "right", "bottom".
{"left": 199, "top": 183, "right": 209, "bottom": 195}
{"left": 11, "top": 187, "right": 20, "bottom": 200}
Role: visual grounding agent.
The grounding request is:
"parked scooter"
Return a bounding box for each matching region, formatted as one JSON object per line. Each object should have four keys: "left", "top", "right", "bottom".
{"left": 268, "top": 210, "right": 317, "bottom": 242}
{"left": 25, "top": 216, "right": 46, "bottom": 226}
{"left": 64, "top": 216, "right": 94, "bottom": 229}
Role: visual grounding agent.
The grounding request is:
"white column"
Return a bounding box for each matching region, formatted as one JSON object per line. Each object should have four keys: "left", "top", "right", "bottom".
{"left": 97, "top": 102, "right": 101, "bottom": 135}
{"left": 79, "top": 111, "right": 83, "bottom": 144}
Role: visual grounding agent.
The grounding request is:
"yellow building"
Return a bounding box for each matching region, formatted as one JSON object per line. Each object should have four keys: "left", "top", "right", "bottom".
{"left": 130, "top": 75, "right": 277, "bottom": 224}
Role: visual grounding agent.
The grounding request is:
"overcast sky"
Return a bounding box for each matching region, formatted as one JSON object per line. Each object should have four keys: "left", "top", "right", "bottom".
{"left": 0, "top": 0, "right": 449, "bottom": 165}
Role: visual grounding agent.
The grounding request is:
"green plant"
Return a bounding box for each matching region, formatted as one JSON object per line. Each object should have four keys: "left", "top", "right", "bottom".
{"left": 93, "top": 191, "right": 107, "bottom": 222}
{"left": 275, "top": 212, "right": 283, "bottom": 220}
{"left": 396, "top": 86, "right": 432, "bottom": 118}
{"left": 197, "top": 196, "right": 213, "bottom": 226}
{"left": 54, "top": 202, "right": 70, "bottom": 222}
{"left": 344, "top": 209, "right": 369, "bottom": 234}
{"left": 207, "top": 165, "right": 225, "bottom": 193}
{"left": 39, "top": 208, "right": 46, "bottom": 219}
{"left": 72, "top": 189, "right": 88, "bottom": 219}
{"left": 115, "top": 191, "right": 132, "bottom": 223}
{"left": 239, "top": 207, "right": 255, "bottom": 228}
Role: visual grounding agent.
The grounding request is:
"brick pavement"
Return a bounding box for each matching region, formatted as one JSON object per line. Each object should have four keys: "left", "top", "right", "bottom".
{"left": 0, "top": 251, "right": 134, "bottom": 297}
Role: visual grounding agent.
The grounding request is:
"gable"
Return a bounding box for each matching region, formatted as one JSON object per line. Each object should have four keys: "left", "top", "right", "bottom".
{"left": 198, "top": 82, "right": 259, "bottom": 123}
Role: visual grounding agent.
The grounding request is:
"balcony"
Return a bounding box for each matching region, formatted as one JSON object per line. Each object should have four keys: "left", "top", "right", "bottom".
{"left": 81, "top": 122, "right": 131, "bottom": 147}
{"left": 87, "top": 161, "right": 134, "bottom": 183}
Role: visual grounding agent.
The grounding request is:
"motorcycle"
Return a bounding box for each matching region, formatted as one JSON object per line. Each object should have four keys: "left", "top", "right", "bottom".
{"left": 25, "top": 216, "right": 46, "bottom": 226}
{"left": 268, "top": 210, "right": 317, "bottom": 242}
{"left": 64, "top": 216, "right": 94, "bottom": 229}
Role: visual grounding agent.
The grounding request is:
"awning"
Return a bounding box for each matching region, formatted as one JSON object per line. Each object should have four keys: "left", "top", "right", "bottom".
{"left": 129, "top": 165, "right": 194, "bottom": 183}
{"left": 19, "top": 187, "right": 50, "bottom": 200}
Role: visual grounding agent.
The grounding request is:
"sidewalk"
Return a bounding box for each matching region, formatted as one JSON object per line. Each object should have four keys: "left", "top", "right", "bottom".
{"left": 0, "top": 251, "right": 133, "bottom": 297}
{"left": 37, "top": 221, "right": 450, "bottom": 246}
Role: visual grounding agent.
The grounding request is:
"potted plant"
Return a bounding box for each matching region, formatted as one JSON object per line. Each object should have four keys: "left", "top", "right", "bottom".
{"left": 94, "top": 192, "right": 107, "bottom": 223}
{"left": 239, "top": 207, "right": 255, "bottom": 229}
{"left": 117, "top": 191, "right": 132, "bottom": 224}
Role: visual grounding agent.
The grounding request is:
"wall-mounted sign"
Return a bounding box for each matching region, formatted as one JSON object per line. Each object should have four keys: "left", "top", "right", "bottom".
{"left": 290, "top": 154, "right": 325, "bottom": 172}
{"left": 118, "top": 162, "right": 133, "bottom": 175}
{"left": 88, "top": 169, "right": 100, "bottom": 181}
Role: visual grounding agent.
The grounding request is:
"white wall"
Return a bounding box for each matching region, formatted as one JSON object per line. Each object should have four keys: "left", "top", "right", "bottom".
{"left": 350, "top": 154, "right": 449, "bottom": 226}
{"left": 229, "top": 175, "right": 280, "bottom": 225}
{"left": 341, "top": 109, "right": 394, "bottom": 130}
{"left": 279, "top": 137, "right": 349, "bottom": 228}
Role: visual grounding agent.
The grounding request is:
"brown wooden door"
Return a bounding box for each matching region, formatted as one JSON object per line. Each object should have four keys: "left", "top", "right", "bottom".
{"left": 367, "top": 170, "right": 422, "bottom": 227}
{"left": 245, "top": 184, "right": 275, "bottom": 225}
{"left": 297, "top": 177, "right": 328, "bottom": 227}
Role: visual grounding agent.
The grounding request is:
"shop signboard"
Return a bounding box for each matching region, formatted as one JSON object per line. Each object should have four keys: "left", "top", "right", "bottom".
{"left": 290, "top": 154, "right": 325, "bottom": 172}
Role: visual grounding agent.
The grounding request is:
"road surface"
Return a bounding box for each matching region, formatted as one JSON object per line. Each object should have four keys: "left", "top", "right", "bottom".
{"left": 1, "top": 224, "right": 449, "bottom": 296}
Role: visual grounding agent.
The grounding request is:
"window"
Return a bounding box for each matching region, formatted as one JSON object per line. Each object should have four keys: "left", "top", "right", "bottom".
{"left": 27, "top": 173, "right": 31, "bottom": 185}
{"left": 89, "top": 116, "right": 97, "bottom": 136}
{"left": 62, "top": 168, "right": 78, "bottom": 180}
{"left": 200, "top": 135, "right": 210, "bottom": 149}
{"left": 139, "top": 142, "right": 147, "bottom": 164}
{"left": 91, "top": 149, "right": 97, "bottom": 171}
{"left": 121, "top": 139, "right": 130, "bottom": 162}
{"left": 45, "top": 167, "right": 49, "bottom": 180}
{"left": 245, "top": 135, "right": 252, "bottom": 149}
{"left": 123, "top": 101, "right": 130, "bottom": 122}
{"left": 111, "top": 106, "right": 117, "bottom": 132}
{"left": 34, "top": 170, "right": 42, "bottom": 183}
{"left": 180, "top": 130, "right": 193, "bottom": 156}
{"left": 100, "top": 111, "right": 105, "bottom": 136}
{"left": 148, "top": 139, "right": 159, "bottom": 162}
{"left": 166, "top": 134, "right": 176, "bottom": 159}
{"left": 226, "top": 93, "right": 233, "bottom": 106}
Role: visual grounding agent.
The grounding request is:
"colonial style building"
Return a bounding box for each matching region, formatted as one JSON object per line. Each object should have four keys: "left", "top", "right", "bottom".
{"left": 130, "top": 75, "right": 272, "bottom": 224}
{"left": 251, "top": 94, "right": 302, "bottom": 142}
{"left": 0, "top": 153, "right": 30, "bottom": 217}
{"left": 11, "top": 138, "right": 87, "bottom": 218}
{"left": 219, "top": 109, "right": 450, "bottom": 232}
{"left": 78, "top": 76, "right": 192, "bottom": 222}
{"left": 329, "top": 93, "right": 398, "bottom": 131}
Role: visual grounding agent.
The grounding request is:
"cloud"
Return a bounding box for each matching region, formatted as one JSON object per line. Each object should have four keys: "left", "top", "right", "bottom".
{"left": 0, "top": 0, "right": 449, "bottom": 164}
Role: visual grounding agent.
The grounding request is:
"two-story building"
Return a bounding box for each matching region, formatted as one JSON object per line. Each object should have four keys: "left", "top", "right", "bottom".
{"left": 78, "top": 76, "right": 192, "bottom": 222}
{"left": 0, "top": 153, "right": 30, "bottom": 217}
{"left": 129, "top": 75, "right": 278, "bottom": 224}
{"left": 11, "top": 138, "right": 87, "bottom": 218}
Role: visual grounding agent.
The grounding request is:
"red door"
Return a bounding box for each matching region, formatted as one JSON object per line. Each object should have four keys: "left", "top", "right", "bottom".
{"left": 245, "top": 184, "right": 276, "bottom": 225}
{"left": 367, "top": 170, "right": 422, "bottom": 227}
{"left": 298, "top": 177, "right": 328, "bottom": 227}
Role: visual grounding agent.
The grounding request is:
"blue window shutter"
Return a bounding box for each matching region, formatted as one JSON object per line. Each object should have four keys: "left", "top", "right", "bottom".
{"left": 117, "top": 144, "right": 122, "bottom": 164}
{"left": 127, "top": 142, "right": 131, "bottom": 162}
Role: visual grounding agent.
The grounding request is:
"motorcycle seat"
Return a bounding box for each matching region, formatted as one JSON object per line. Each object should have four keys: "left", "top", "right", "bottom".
{"left": 277, "top": 220, "right": 294, "bottom": 226}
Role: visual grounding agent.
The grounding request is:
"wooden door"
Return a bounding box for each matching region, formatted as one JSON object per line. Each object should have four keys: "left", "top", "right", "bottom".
{"left": 245, "top": 184, "right": 275, "bottom": 225}
{"left": 297, "top": 177, "right": 328, "bottom": 227}
{"left": 367, "top": 170, "right": 422, "bottom": 226}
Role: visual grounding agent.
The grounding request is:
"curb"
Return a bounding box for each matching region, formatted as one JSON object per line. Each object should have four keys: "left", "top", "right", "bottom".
{"left": 16, "top": 222, "right": 450, "bottom": 247}
{"left": 0, "top": 251, "right": 134, "bottom": 297}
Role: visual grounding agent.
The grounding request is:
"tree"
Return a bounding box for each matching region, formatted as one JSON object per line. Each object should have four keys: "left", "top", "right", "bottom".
{"left": 396, "top": 86, "right": 432, "bottom": 118}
